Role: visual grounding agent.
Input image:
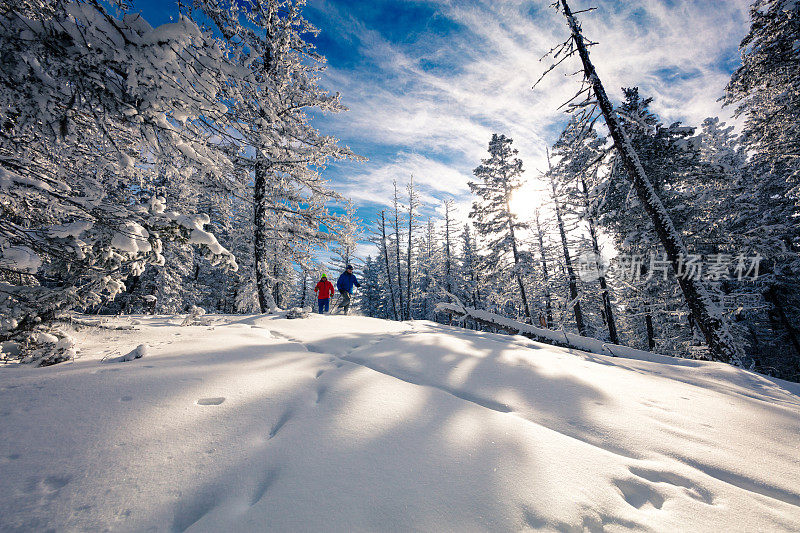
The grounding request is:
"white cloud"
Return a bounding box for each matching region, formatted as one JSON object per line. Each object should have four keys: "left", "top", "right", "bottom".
{"left": 313, "top": 0, "right": 751, "bottom": 217}
{"left": 336, "top": 151, "right": 474, "bottom": 208}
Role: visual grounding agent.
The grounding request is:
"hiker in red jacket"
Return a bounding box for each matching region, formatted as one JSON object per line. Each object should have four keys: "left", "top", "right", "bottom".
{"left": 314, "top": 274, "right": 335, "bottom": 314}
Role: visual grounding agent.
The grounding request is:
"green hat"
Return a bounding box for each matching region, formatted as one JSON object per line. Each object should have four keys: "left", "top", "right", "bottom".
{"left": 321, "top": 273, "right": 327, "bottom": 278}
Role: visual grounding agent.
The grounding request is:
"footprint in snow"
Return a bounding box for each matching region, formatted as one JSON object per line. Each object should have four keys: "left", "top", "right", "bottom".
{"left": 197, "top": 397, "right": 225, "bottom": 406}
{"left": 613, "top": 477, "right": 666, "bottom": 510}
{"left": 120, "top": 396, "right": 133, "bottom": 402}
{"left": 628, "top": 466, "right": 714, "bottom": 504}
{"left": 1, "top": 453, "right": 21, "bottom": 464}
{"left": 269, "top": 410, "right": 293, "bottom": 438}
{"left": 316, "top": 385, "right": 327, "bottom": 404}
{"left": 26, "top": 474, "right": 72, "bottom": 498}
{"left": 251, "top": 468, "right": 279, "bottom": 506}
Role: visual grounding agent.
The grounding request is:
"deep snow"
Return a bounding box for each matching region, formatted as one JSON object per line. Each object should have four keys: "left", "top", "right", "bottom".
{"left": 1, "top": 314, "right": 799, "bottom": 532}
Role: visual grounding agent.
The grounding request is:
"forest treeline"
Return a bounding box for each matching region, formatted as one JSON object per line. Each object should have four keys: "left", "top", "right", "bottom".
{"left": 0, "top": 0, "right": 359, "bottom": 364}
{"left": 0, "top": 0, "right": 797, "bottom": 381}
{"left": 358, "top": 0, "right": 800, "bottom": 382}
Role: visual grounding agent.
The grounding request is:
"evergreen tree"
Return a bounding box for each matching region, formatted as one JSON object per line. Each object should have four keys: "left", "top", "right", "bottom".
{"left": 417, "top": 218, "right": 444, "bottom": 321}
{"left": 359, "top": 256, "right": 384, "bottom": 318}
{"left": 0, "top": 0, "right": 236, "bottom": 363}
{"left": 458, "top": 223, "right": 484, "bottom": 314}
{"left": 546, "top": 155, "right": 586, "bottom": 336}
{"left": 724, "top": 0, "right": 800, "bottom": 378}
{"left": 197, "top": 0, "right": 355, "bottom": 313}
{"left": 552, "top": 0, "right": 742, "bottom": 364}
{"left": 469, "top": 134, "right": 533, "bottom": 323}
{"left": 406, "top": 176, "right": 419, "bottom": 320}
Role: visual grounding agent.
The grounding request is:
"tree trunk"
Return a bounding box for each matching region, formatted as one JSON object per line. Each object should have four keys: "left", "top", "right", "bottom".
{"left": 549, "top": 172, "right": 585, "bottom": 335}
{"left": 393, "top": 182, "right": 405, "bottom": 320}
{"left": 380, "top": 211, "right": 399, "bottom": 321}
{"left": 504, "top": 188, "right": 532, "bottom": 323}
{"left": 535, "top": 212, "right": 553, "bottom": 328}
{"left": 406, "top": 176, "right": 415, "bottom": 320}
{"left": 254, "top": 158, "right": 276, "bottom": 314}
{"left": 300, "top": 270, "right": 308, "bottom": 307}
{"left": 645, "top": 312, "right": 656, "bottom": 350}
{"left": 559, "top": 0, "right": 740, "bottom": 363}
{"left": 272, "top": 262, "right": 281, "bottom": 309}
{"left": 444, "top": 202, "right": 453, "bottom": 295}
{"left": 765, "top": 286, "right": 800, "bottom": 369}
{"left": 580, "top": 175, "right": 618, "bottom": 343}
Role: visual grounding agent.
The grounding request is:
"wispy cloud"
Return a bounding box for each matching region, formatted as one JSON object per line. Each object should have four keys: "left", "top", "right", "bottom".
{"left": 307, "top": 0, "right": 751, "bottom": 241}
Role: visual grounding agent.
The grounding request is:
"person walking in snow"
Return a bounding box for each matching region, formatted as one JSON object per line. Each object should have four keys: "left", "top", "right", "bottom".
{"left": 335, "top": 264, "right": 360, "bottom": 315}
{"left": 314, "top": 274, "right": 335, "bottom": 314}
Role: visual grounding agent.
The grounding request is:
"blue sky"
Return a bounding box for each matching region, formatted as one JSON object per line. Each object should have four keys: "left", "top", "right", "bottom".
{"left": 133, "top": 0, "right": 752, "bottom": 259}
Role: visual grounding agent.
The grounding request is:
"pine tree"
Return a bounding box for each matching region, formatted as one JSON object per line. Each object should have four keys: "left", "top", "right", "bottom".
{"left": 197, "top": 0, "right": 355, "bottom": 313}
{"left": 417, "top": 218, "right": 444, "bottom": 321}
{"left": 442, "top": 199, "right": 456, "bottom": 297}
{"left": 376, "top": 211, "right": 399, "bottom": 321}
{"left": 533, "top": 210, "right": 554, "bottom": 328}
{"left": 546, "top": 153, "right": 586, "bottom": 336}
{"left": 459, "top": 224, "right": 482, "bottom": 310}
{"left": 551, "top": 122, "right": 619, "bottom": 343}
{"left": 392, "top": 180, "right": 406, "bottom": 320}
{"left": 359, "top": 256, "right": 384, "bottom": 318}
{"left": 406, "top": 176, "right": 419, "bottom": 320}
{"left": 469, "top": 134, "right": 533, "bottom": 323}
{"left": 724, "top": 0, "right": 800, "bottom": 378}
{"left": 0, "top": 0, "right": 236, "bottom": 363}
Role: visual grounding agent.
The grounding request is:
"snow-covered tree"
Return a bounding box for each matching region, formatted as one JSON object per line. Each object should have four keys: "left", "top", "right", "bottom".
{"left": 0, "top": 0, "right": 236, "bottom": 364}
{"left": 458, "top": 223, "right": 483, "bottom": 311}
{"left": 416, "top": 218, "right": 444, "bottom": 321}
{"left": 546, "top": 156, "right": 586, "bottom": 336}
{"left": 547, "top": 0, "right": 743, "bottom": 364}
{"left": 406, "top": 176, "right": 419, "bottom": 320}
{"left": 197, "top": 0, "right": 356, "bottom": 313}
{"left": 551, "top": 122, "right": 619, "bottom": 342}
{"left": 469, "top": 134, "right": 533, "bottom": 323}
{"left": 723, "top": 0, "right": 800, "bottom": 378}
{"left": 359, "top": 255, "right": 385, "bottom": 318}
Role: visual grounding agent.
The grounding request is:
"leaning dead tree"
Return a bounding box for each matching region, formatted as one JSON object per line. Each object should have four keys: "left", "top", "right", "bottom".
{"left": 536, "top": 0, "right": 741, "bottom": 364}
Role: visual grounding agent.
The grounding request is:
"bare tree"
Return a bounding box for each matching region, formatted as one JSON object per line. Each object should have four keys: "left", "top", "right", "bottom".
{"left": 443, "top": 199, "right": 455, "bottom": 296}
{"left": 547, "top": 155, "right": 585, "bottom": 335}
{"left": 379, "top": 211, "right": 399, "bottom": 321}
{"left": 406, "top": 175, "right": 419, "bottom": 320}
{"left": 393, "top": 180, "right": 405, "bottom": 320}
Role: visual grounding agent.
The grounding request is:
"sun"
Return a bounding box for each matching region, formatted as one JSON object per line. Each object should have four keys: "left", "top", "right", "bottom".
{"left": 509, "top": 181, "right": 548, "bottom": 219}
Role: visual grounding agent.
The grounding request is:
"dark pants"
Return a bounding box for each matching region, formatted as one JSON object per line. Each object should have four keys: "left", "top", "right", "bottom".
{"left": 318, "top": 298, "right": 329, "bottom": 314}
{"left": 338, "top": 290, "right": 351, "bottom": 314}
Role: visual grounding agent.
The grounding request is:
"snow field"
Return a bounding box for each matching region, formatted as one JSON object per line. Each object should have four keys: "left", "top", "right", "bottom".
{"left": 0, "top": 314, "right": 798, "bottom": 532}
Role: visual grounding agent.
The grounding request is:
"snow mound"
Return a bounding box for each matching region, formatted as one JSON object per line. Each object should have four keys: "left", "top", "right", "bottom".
{"left": 0, "top": 314, "right": 798, "bottom": 532}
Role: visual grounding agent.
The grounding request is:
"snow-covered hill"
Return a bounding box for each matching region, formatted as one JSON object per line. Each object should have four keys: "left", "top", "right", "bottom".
{"left": 1, "top": 314, "right": 799, "bottom": 532}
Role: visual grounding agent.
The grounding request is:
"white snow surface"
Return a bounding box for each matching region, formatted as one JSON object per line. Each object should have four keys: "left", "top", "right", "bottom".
{"left": 1, "top": 314, "right": 799, "bottom": 532}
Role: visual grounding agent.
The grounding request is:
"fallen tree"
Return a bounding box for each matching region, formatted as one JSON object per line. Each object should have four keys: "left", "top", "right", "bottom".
{"left": 435, "top": 299, "right": 692, "bottom": 362}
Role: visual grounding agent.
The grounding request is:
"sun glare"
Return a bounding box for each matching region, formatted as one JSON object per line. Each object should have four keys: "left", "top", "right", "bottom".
{"left": 510, "top": 182, "right": 547, "bottom": 219}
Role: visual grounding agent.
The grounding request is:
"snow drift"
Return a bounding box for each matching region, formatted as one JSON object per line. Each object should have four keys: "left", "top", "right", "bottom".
{"left": 0, "top": 314, "right": 798, "bottom": 532}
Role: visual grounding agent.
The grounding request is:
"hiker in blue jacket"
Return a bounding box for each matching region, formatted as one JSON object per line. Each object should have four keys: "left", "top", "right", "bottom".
{"left": 335, "top": 264, "right": 360, "bottom": 315}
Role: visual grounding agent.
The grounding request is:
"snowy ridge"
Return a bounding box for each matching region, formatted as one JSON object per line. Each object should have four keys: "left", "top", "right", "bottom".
{"left": 1, "top": 314, "right": 798, "bottom": 532}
